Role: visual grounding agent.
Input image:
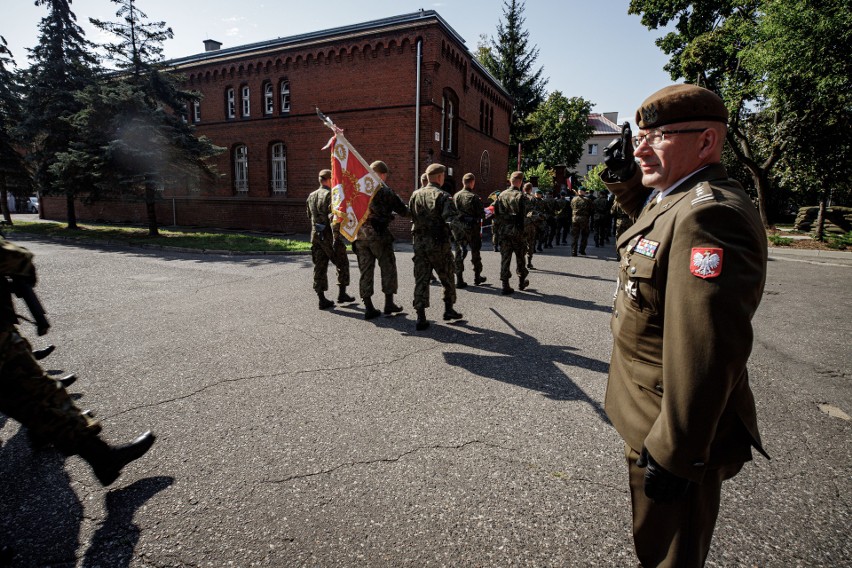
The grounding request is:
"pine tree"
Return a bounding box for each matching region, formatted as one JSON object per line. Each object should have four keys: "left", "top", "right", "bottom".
{"left": 54, "top": 0, "right": 221, "bottom": 236}
{"left": 476, "top": 0, "right": 547, "bottom": 172}
{"left": 0, "top": 37, "right": 31, "bottom": 225}
{"left": 20, "top": 0, "right": 99, "bottom": 229}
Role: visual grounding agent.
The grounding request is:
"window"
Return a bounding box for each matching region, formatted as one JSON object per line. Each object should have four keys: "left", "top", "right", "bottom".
{"left": 179, "top": 105, "right": 188, "bottom": 123}
{"left": 479, "top": 100, "right": 485, "bottom": 132}
{"left": 441, "top": 89, "right": 459, "bottom": 155}
{"left": 280, "top": 79, "right": 290, "bottom": 113}
{"left": 479, "top": 100, "right": 494, "bottom": 137}
{"left": 234, "top": 145, "right": 248, "bottom": 193}
{"left": 589, "top": 144, "right": 598, "bottom": 156}
{"left": 241, "top": 85, "right": 250, "bottom": 117}
{"left": 226, "top": 88, "right": 235, "bottom": 119}
{"left": 587, "top": 164, "right": 594, "bottom": 172}
{"left": 192, "top": 100, "right": 201, "bottom": 123}
{"left": 263, "top": 82, "right": 274, "bottom": 115}
{"left": 271, "top": 143, "right": 287, "bottom": 194}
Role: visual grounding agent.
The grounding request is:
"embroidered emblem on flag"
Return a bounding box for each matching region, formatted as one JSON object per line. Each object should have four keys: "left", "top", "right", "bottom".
{"left": 635, "top": 238, "right": 660, "bottom": 258}
{"left": 691, "top": 248, "right": 724, "bottom": 278}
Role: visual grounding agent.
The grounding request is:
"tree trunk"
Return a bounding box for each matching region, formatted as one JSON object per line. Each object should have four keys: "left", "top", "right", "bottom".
{"left": 751, "top": 168, "right": 771, "bottom": 229}
{"left": 66, "top": 192, "right": 78, "bottom": 230}
{"left": 0, "top": 174, "right": 12, "bottom": 225}
{"left": 815, "top": 191, "right": 827, "bottom": 242}
{"left": 145, "top": 180, "right": 159, "bottom": 237}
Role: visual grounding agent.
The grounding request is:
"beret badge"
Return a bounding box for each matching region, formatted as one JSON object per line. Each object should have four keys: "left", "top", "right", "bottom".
{"left": 641, "top": 104, "right": 658, "bottom": 127}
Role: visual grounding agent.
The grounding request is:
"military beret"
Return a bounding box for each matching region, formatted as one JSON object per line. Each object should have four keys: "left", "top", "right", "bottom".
{"left": 370, "top": 161, "right": 389, "bottom": 174}
{"left": 462, "top": 172, "right": 475, "bottom": 183}
{"left": 636, "top": 84, "right": 728, "bottom": 129}
{"left": 318, "top": 169, "right": 332, "bottom": 180}
{"left": 425, "top": 163, "right": 446, "bottom": 175}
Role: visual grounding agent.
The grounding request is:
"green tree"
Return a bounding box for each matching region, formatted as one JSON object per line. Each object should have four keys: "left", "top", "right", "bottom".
{"left": 527, "top": 91, "right": 593, "bottom": 171}
{"left": 523, "top": 162, "right": 554, "bottom": 192}
{"left": 55, "top": 0, "right": 221, "bottom": 236}
{"left": 0, "top": 37, "right": 31, "bottom": 224}
{"left": 583, "top": 162, "right": 607, "bottom": 194}
{"left": 476, "top": 0, "right": 547, "bottom": 171}
{"left": 20, "top": 0, "right": 99, "bottom": 229}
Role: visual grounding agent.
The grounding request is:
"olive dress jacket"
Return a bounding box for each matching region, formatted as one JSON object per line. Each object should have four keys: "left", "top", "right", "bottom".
{"left": 603, "top": 163, "right": 769, "bottom": 483}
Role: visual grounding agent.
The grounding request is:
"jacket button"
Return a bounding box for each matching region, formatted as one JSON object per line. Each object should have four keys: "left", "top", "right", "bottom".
{"left": 654, "top": 383, "right": 663, "bottom": 393}
{"left": 614, "top": 310, "right": 619, "bottom": 318}
{"left": 630, "top": 266, "right": 637, "bottom": 274}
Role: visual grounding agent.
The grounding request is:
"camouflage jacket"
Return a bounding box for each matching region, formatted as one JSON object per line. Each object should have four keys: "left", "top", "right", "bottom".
{"left": 0, "top": 238, "right": 35, "bottom": 328}
{"left": 306, "top": 185, "right": 339, "bottom": 243}
{"left": 357, "top": 184, "right": 409, "bottom": 241}
{"left": 493, "top": 187, "right": 526, "bottom": 238}
{"left": 409, "top": 183, "right": 461, "bottom": 244}
{"left": 571, "top": 195, "right": 594, "bottom": 221}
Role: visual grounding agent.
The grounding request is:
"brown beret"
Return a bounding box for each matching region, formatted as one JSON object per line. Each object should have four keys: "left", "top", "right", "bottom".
{"left": 426, "top": 163, "right": 446, "bottom": 176}
{"left": 462, "top": 173, "right": 475, "bottom": 183}
{"left": 319, "top": 169, "right": 332, "bottom": 180}
{"left": 636, "top": 84, "right": 728, "bottom": 129}
{"left": 370, "top": 160, "right": 389, "bottom": 175}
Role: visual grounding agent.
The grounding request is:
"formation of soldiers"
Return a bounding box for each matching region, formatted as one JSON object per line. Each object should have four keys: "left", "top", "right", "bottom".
{"left": 308, "top": 163, "right": 628, "bottom": 330}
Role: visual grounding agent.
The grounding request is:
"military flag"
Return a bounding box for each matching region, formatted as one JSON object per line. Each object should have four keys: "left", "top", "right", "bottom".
{"left": 318, "top": 109, "right": 382, "bottom": 242}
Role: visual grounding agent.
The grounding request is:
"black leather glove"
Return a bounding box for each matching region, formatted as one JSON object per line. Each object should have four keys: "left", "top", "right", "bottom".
{"left": 603, "top": 122, "right": 636, "bottom": 181}
{"left": 637, "top": 448, "right": 691, "bottom": 503}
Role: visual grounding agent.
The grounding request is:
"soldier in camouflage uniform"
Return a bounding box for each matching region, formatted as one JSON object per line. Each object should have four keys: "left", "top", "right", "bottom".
{"left": 493, "top": 172, "right": 530, "bottom": 295}
{"left": 0, "top": 238, "right": 155, "bottom": 487}
{"left": 543, "top": 190, "right": 558, "bottom": 248}
{"left": 409, "top": 163, "right": 464, "bottom": 331}
{"left": 570, "top": 187, "right": 594, "bottom": 256}
{"left": 611, "top": 201, "right": 633, "bottom": 239}
{"left": 522, "top": 184, "right": 542, "bottom": 269}
{"left": 593, "top": 190, "right": 612, "bottom": 247}
{"left": 555, "top": 190, "right": 573, "bottom": 245}
{"left": 306, "top": 169, "right": 354, "bottom": 310}
{"left": 353, "top": 161, "right": 410, "bottom": 320}
{"left": 452, "top": 173, "right": 486, "bottom": 289}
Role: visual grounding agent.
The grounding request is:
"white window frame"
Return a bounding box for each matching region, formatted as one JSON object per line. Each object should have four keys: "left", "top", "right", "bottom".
{"left": 271, "top": 143, "right": 287, "bottom": 194}
{"left": 234, "top": 145, "right": 248, "bottom": 193}
{"left": 280, "top": 79, "right": 290, "bottom": 113}
{"left": 193, "top": 100, "right": 201, "bottom": 123}
{"left": 264, "top": 83, "right": 274, "bottom": 115}
{"left": 241, "top": 85, "right": 250, "bottom": 117}
{"left": 589, "top": 144, "right": 598, "bottom": 156}
{"left": 226, "top": 88, "right": 235, "bottom": 119}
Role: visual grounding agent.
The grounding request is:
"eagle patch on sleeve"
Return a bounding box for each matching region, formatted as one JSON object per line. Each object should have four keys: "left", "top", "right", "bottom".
{"left": 691, "top": 248, "right": 723, "bottom": 278}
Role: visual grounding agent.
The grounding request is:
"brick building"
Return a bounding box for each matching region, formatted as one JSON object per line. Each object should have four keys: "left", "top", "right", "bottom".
{"left": 42, "top": 10, "right": 512, "bottom": 236}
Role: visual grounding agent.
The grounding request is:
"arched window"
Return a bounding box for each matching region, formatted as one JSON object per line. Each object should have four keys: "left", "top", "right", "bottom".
{"left": 241, "top": 85, "right": 250, "bottom": 117}
{"left": 234, "top": 145, "right": 248, "bottom": 193}
{"left": 226, "top": 87, "right": 235, "bottom": 119}
{"left": 263, "top": 82, "right": 274, "bottom": 115}
{"left": 280, "top": 79, "right": 290, "bottom": 114}
{"left": 270, "top": 143, "right": 287, "bottom": 194}
{"left": 441, "top": 88, "right": 459, "bottom": 155}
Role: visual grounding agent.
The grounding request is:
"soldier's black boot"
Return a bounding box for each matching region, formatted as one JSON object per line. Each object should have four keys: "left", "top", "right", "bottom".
{"left": 79, "top": 431, "right": 156, "bottom": 487}
{"left": 337, "top": 286, "right": 355, "bottom": 303}
{"left": 443, "top": 301, "right": 462, "bottom": 321}
{"left": 501, "top": 281, "right": 514, "bottom": 295}
{"left": 383, "top": 294, "right": 403, "bottom": 315}
{"left": 519, "top": 278, "right": 530, "bottom": 291}
{"left": 318, "top": 293, "right": 334, "bottom": 310}
{"left": 456, "top": 274, "right": 468, "bottom": 289}
{"left": 58, "top": 373, "right": 77, "bottom": 388}
{"left": 415, "top": 308, "right": 429, "bottom": 331}
{"left": 474, "top": 274, "right": 487, "bottom": 285}
{"left": 33, "top": 344, "right": 55, "bottom": 360}
{"left": 363, "top": 297, "right": 381, "bottom": 320}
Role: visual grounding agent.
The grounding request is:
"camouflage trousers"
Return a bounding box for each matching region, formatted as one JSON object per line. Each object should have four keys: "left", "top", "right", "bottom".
{"left": 524, "top": 223, "right": 538, "bottom": 262}
{"left": 352, "top": 237, "right": 398, "bottom": 299}
{"left": 571, "top": 218, "right": 590, "bottom": 254}
{"left": 453, "top": 228, "right": 483, "bottom": 278}
{"left": 311, "top": 238, "right": 350, "bottom": 293}
{"left": 499, "top": 234, "right": 529, "bottom": 284}
{"left": 412, "top": 237, "right": 455, "bottom": 310}
{"left": 0, "top": 329, "right": 101, "bottom": 455}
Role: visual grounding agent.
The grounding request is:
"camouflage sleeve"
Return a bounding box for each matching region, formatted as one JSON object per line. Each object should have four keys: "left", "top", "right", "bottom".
{"left": 0, "top": 238, "right": 35, "bottom": 278}
{"left": 389, "top": 187, "right": 410, "bottom": 217}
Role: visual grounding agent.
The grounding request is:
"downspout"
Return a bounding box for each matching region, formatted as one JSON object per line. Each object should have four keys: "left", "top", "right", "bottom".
{"left": 414, "top": 38, "right": 422, "bottom": 191}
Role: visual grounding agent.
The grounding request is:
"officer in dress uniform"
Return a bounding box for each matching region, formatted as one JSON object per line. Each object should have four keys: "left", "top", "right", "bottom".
{"left": 600, "top": 84, "right": 769, "bottom": 567}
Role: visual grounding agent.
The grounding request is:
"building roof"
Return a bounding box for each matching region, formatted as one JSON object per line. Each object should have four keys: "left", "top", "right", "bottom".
{"left": 166, "top": 10, "right": 510, "bottom": 99}
{"left": 588, "top": 113, "right": 621, "bottom": 136}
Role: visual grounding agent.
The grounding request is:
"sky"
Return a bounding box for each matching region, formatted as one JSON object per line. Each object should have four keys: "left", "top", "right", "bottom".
{"left": 3, "top": 0, "right": 677, "bottom": 127}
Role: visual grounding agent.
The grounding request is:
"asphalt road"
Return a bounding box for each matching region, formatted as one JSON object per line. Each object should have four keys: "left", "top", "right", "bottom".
{"left": 1, "top": 237, "right": 849, "bottom": 567}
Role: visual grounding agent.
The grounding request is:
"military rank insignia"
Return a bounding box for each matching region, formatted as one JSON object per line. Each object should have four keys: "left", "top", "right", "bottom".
{"left": 691, "top": 247, "right": 724, "bottom": 278}
{"left": 634, "top": 238, "right": 660, "bottom": 258}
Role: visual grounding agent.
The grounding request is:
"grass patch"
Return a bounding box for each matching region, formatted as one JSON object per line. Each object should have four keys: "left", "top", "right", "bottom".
{"left": 826, "top": 231, "right": 851, "bottom": 250}
{"left": 4, "top": 221, "right": 313, "bottom": 252}
{"left": 768, "top": 234, "right": 794, "bottom": 246}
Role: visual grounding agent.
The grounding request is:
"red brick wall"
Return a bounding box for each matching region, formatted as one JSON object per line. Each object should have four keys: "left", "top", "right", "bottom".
{"left": 40, "top": 17, "right": 511, "bottom": 236}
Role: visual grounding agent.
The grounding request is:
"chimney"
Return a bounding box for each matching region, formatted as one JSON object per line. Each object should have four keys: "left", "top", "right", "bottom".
{"left": 204, "top": 39, "right": 222, "bottom": 52}
{"left": 603, "top": 112, "right": 619, "bottom": 125}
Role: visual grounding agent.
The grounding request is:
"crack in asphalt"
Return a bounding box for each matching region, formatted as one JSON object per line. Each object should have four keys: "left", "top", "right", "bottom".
{"left": 102, "top": 345, "right": 445, "bottom": 419}
{"left": 263, "top": 440, "right": 514, "bottom": 484}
